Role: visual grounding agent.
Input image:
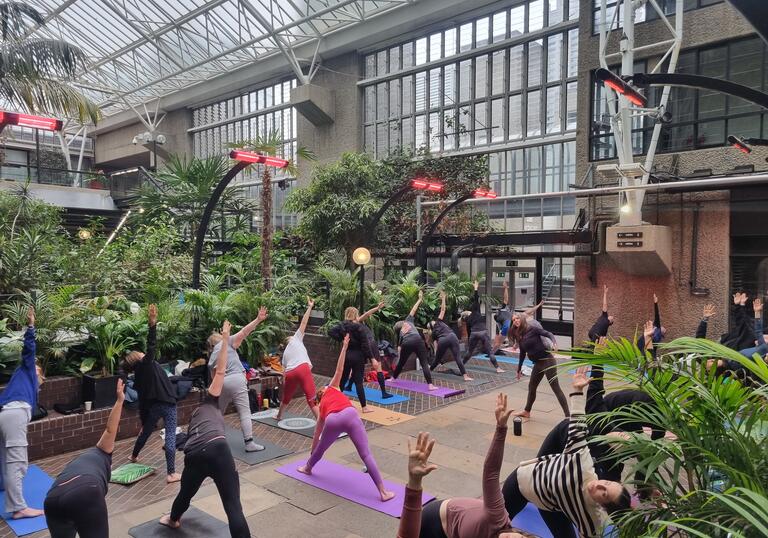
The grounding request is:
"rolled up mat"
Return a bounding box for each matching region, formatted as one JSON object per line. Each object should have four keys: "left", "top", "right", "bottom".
{"left": 385, "top": 378, "right": 465, "bottom": 398}
{"left": 128, "top": 506, "right": 228, "bottom": 537}
{"left": 224, "top": 427, "right": 293, "bottom": 465}
{"left": 275, "top": 459, "right": 435, "bottom": 518}
{"left": 1, "top": 465, "right": 53, "bottom": 536}
{"left": 343, "top": 386, "right": 409, "bottom": 405}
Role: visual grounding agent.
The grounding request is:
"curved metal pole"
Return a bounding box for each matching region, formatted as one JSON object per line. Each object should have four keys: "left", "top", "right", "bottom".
{"left": 369, "top": 183, "right": 414, "bottom": 235}
{"left": 416, "top": 193, "right": 473, "bottom": 282}
{"left": 632, "top": 73, "right": 768, "bottom": 110}
{"left": 191, "top": 161, "right": 249, "bottom": 289}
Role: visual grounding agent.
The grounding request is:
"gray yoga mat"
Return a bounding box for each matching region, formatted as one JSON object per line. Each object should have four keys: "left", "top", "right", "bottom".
{"left": 253, "top": 411, "right": 318, "bottom": 438}
{"left": 430, "top": 369, "right": 492, "bottom": 386}
{"left": 129, "top": 507, "right": 227, "bottom": 537}
{"left": 225, "top": 427, "right": 293, "bottom": 465}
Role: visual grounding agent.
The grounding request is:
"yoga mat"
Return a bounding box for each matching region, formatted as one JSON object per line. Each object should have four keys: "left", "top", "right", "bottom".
{"left": 128, "top": 506, "right": 228, "bottom": 537}
{"left": 386, "top": 378, "right": 465, "bottom": 398}
{"left": 350, "top": 402, "right": 414, "bottom": 426}
{"left": 430, "top": 369, "right": 491, "bottom": 387}
{"left": 275, "top": 459, "right": 435, "bottom": 518}
{"left": 253, "top": 410, "right": 317, "bottom": 438}
{"left": 473, "top": 353, "right": 534, "bottom": 367}
{"left": 1, "top": 465, "right": 53, "bottom": 536}
{"left": 509, "top": 503, "right": 616, "bottom": 538}
{"left": 343, "top": 386, "right": 409, "bottom": 405}
{"left": 225, "top": 427, "right": 293, "bottom": 465}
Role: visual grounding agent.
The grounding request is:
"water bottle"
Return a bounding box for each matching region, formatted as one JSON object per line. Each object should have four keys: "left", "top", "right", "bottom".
{"left": 513, "top": 416, "right": 523, "bottom": 436}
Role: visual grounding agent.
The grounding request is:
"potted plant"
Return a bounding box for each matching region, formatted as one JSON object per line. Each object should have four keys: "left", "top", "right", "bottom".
{"left": 81, "top": 318, "right": 137, "bottom": 409}
{"left": 84, "top": 170, "right": 108, "bottom": 190}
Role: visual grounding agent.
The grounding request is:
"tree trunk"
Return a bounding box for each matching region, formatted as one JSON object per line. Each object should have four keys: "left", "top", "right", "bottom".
{"left": 261, "top": 167, "right": 273, "bottom": 290}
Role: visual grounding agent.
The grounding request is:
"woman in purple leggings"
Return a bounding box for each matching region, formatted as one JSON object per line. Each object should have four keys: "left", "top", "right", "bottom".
{"left": 298, "top": 334, "right": 395, "bottom": 503}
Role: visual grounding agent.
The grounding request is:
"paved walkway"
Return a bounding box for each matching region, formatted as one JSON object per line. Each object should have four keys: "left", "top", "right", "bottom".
{"left": 3, "top": 361, "right": 568, "bottom": 538}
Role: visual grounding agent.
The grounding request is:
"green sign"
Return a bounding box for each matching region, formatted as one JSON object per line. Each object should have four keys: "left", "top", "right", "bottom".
{"left": 497, "top": 272, "right": 506, "bottom": 278}
{"left": 519, "top": 272, "right": 529, "bottom": 278}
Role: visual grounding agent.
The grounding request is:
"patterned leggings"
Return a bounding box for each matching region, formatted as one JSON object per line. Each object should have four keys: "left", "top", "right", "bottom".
{"left": 132, "top": 401, "right": 177, "bottom": 474}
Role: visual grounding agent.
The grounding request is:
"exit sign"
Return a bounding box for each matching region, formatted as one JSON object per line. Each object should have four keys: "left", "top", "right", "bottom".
{"left": 497, "top": 272, "right": 506, "bottom": 277}
{"left": 519, "top": 272, "right": 529, "bottom": 278}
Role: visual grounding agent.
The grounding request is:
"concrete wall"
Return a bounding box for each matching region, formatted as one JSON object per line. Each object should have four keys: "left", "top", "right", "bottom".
{"left": 295, "top": 52, "right": 363, "bottom": 184}
{"left": 0, "top": 180, "right": 116, "bottom": 210}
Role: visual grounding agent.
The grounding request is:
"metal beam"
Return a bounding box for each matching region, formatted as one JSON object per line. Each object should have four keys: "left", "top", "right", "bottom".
{"left": 431, "top": 230, "right": 593, "bottom": 247}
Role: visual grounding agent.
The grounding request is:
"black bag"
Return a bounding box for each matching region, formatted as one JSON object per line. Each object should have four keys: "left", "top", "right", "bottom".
{"left": 170, "top": 376, "right": 194, "bottom": 400}
{"left": 53, "top": 402, "right": 83, "bottom": 415}
{"left": 31, "top": 404, "right": 48, "bottom": 421}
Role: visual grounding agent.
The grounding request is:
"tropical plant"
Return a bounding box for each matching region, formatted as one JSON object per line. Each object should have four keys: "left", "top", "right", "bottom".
{"left": 81, "top": 316, "right": 141, "bottom": 376}
{"left": 567, "top": 337, "right": 768, "bottom": 538}
{"left": 227, "top": 130, "right": 315, "bottom": 290}
{"left": 0, "top": 2, "right": 100, "bottom": 123}
{"left": 427, "top": 269, "right": 477, "bottom": 322}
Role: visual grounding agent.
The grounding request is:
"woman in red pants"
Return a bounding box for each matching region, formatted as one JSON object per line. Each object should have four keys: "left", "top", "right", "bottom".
{"left": 277, "top": 297, "right": 319, "bottom": 420}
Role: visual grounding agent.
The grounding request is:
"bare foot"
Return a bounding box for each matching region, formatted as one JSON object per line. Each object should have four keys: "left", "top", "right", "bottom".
{"left": 166, "top": 473, "right": 182, "bottom": 484}
{"left": 496, "top": 367, "right": 506, "bottom": 373}
{"left": 297, "top": 465, "right": 312, "bottom": 475}
{"left": 512, "top": 410, "right": 530, "bottom": 418}
{"left": 428, "top": 384, "right": 438, "bottom": 391}
{"left": 159, "top": 515, "right": 181, "bottom": 529}
{"left": 463, "top": 375, "right": 474, "bottom": 381}
{"left": 380, "top": 490, "right": 396, "bottom": 502}
{"left": 362, "top": 407, "right": 374, "bottom": 414}
{"left": 12, "top": 508, "right": 43, "bottom": 519}
{"left": 129, "top": 456, "right": 138, "bottom": 463}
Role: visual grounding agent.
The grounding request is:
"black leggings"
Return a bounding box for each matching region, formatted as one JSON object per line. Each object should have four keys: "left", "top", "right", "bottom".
{"left": 419, "top": 499, "right": 448, "bottom": 538}
{"left": 524, "top": 357, "right": 569, "bottom": 416}
{"left": 430, "top": 335, "right": 466, "bottom": 375}
{"left": 44, "top": 475, "right": 108, "bottom": 538}
{"left": 502, "top": 470, "right": 576, "bottom": 538}
{"left": 463, "top": 330, "right": 500, "bottom": 368}
{"left": 171, "top": 439, "right": 250, "bottom": 538}
{"left": 340, "top": 349, "right": 367, "bottom": 407}
{"left": 394, "top": 338, "right": 433, "bottom": 384}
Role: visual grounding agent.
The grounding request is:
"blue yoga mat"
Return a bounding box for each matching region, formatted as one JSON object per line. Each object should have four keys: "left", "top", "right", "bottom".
{"left": 343, "top": 386, "right": 409, "bottom": 405}
{"left": 511, "top": 502, "right": 616, "bottom": 537}
{"left": 1, "top": 465, "right": 53, "bottom": 536}
{"left": 473, "top": 353, "right": 534, "bottom": 368}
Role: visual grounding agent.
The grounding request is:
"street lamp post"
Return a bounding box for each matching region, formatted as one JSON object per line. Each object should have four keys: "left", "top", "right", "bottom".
{"left": 352, "top": 247, "right": 371, "bottom": 312}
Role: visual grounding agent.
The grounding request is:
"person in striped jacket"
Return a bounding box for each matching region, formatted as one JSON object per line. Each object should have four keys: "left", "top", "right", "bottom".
{"left": 502, "top": 366, "right": 632, "bottom": 537}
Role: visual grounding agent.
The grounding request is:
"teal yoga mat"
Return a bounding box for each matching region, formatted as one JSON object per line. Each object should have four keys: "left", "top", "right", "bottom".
{"left": 343, "top": 386, "right": 409, "bottom": 405}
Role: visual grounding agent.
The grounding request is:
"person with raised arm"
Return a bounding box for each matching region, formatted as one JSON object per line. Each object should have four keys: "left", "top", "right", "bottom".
{"left": 461, "top": 281, "right": 504, "bottom": 373}
{"left": 44, "top": 380, "right": 126, "bottom": 537}
{"left": 491, "top": 281, "right": 513, "bottom": 357}
{"left": 0, "top": 307, "right": 45, "bottom": 519}
{"left": 695, "top": 303, "right": 716, "bottom": 339}
{"left": 588, "top": 285, "right": 615, "bottom": 343}
{"left": 160, "top": 320, "right": 250, "bottom": 537}
{"left": 429, "top": 290, "right": 473, "bottom": 381}
{"left": 298, "top": 334, "right": 395, "bottom": 502}
{"left": 399, "top": 396, "right": 535, "bottom": 538}
{"left": 122, "top": 304, "right": 181, "bottom": 483}
{"left": 637, "top": 293, "right": 667, "bottom": 351}
{"left": 207, "top": 306, "right": 268, "bottom": 453}
{"left": 351, "top": 301, "right": 393, "bottom": 400}
{"left": 392, "top": 290, "right": 437, "bottom": 389}
{"left": 277, "top": 297, "right": 320, "bottom": 420}
{"left": 329, "top": 307, "right": 378, "bottom": 412}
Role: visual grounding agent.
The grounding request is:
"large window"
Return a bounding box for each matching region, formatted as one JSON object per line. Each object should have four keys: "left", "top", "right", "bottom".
{"left": 590, "top": 37, "right": 768, "bottom": 161}
{"left": 361, "top": 1, "right": 579, "bottom": 158}
{"left": 592, "top": 0, "right": 723, "bottom": 34}
{"left": 190, "top": 78, "right": 299, "bottom": 229}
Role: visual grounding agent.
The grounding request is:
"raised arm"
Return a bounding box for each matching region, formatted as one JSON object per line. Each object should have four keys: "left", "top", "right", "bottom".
{"left": 438, "top": 291, "right": 447, "bottom": 321}
{"left": 483, "top": 394, "right": 511, "bottom": 526}
{"left": 146, "top": 304, "right": 158, "bottom": 363}
{"left": 357, "top": 301, "right": 384, "bottom": 323}
{"left": 502, "top": 281, "right": 509, "bottom": 308}
{"left": 564, "top": 367, "right": 590, "bottom": 454}
{"left": 523, "top": 301, "right": 544, "bottom": 318}
{"left": 602, "top": 285, "right": 609, "bottom": 314}
{"left": 231, "top": 306, "right": 268, "bottom": 349}
{"left": 471, "top": 280, "right": 480, "bottom": 313}
{"left": 96, "top": 379, "right": 126, "bottom": 454}
{"left": 409, "top": 290, "right": 424, "bottom": 319}
{"left": 298, "top": 298, "right": 315, "bottom": 334}
{"left": 398, "top": 432, "right": 438, "bottom": 538}
{"left": 208, "top": 320, "right": 231, "bottom": 397}
{"left": 653, "top": 294, "right": 661, "bottom": 328}
{"left": 754, "top": 299, "right": 765, "bottom": 346}
{"left": 696, "top": 304, "right": 715, "bottom": 339}
{"left": 585, "top": 361, "right": 607, "bottom": 415}
{"left": 22, "top": 307, "right": 36, "bottom": 373}
{"left": 329, "top": 334, "right": 350, "bottom": 389}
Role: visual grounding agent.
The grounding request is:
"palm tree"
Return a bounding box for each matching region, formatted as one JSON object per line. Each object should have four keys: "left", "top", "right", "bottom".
{"left": 227, "top": 130, "right": 315, "bottom": 290}
{"left": 0, "top": 3, "right": 99, "bottom": 123}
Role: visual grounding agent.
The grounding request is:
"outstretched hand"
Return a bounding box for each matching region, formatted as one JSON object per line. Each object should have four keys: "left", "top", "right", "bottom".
{"left": 643, "top": 320, "right": 654, "bottom": 340}
{"left": 653, "top": 293, "right": 658, "bottom": 304}
{"left": 377, "top": 301, "right": 386, "bottom": 310}
{"left": 418, "top": 289, "right": 424, "bottom": 300}
{"left": 494, "top": 393, "right": 513, "bottom": 427}
{"left": 703, "top": 304, "right": 715, "bottom": 319}
{"left": 148, "top": 304, "right": 158, "bottom": 326}
{"left": 342, "top": 333, "right": 350, "bottom": 349}
{"left": 222, "top": 320, "right": 231, "bottom": 338}
{"left": 754, "top": 298, "right": 763, "bottom": 313}
{"left": 739, "top": 293, "right": 748, "bottom": 306}
{"left": 473, "top": 280, "right": 479, "bottom": 291}
{"left": 572, "top": 365, "right": 590, "bottom": 391}
{"left": 407, "top": 432, "right": 437, "bottom": 489}
{"left": 257, "top": 306, "right": 268, "bottom": 322}
{"left": 116, "top": 378, "right": 125, "bottom": 402}
{"left": 307, "top": 297, "right": 315, "bottom": 308}
{"left": 26, "top": 307, "right": 35, "bottom": 327}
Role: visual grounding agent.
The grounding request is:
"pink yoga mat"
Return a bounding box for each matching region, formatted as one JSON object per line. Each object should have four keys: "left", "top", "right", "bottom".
{"left": 275, "top": 459, "right": 435, "bottom": 517}
{"left": 386, "top": 378, "right": 465, "bottom": 398}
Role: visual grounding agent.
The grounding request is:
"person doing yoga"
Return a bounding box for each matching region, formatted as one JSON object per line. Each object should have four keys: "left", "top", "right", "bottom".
{"left": 122, "top": 304, "right": 180, "bottom": 483}
{"left": 491, "top": 281, "right": 513, "bottom": 357}
{"left": 341, "top": 302, "right": 393, "bottom": 401}
{"left": 429, "top": 290, "right": 473, "bottom": 381}
{"left": 708, "top": 298, "right": 768, "bottom": 379}
{"left": 160, "top": 320, "right": 251, "bottom": 537}
{"left": 511, "top": 313, "right": 569, "bottom": 418}
{"left": 637, "top": 293, "right": 666, "bottom": 351}
{"left": 207, "top": 306, "right": 268, "bottom": 453}
{"left": 587, "top": 285, "right": 614, "bottom": 343}
{"left": 44, "top": 380, "right": 126, "bottom": 538}
{"left": 329, "top": 311, "right": 377, "bottom": 412}
{"left": 461, "top": 281, "right": 504, "bottom": 373}
{"left": 276, "top": 297, "right": 319, "bottom": 421}
{"left": 0, "top": 307, "right": 45, "bottom": 519}
{"left": 299, "top": 334, "right": 395, "bottom": 502}
{"left": 503, "top": 367, "right": 632, "bottom": 538}
{"left": 392, "top": 290, "right": 437, "bottom": 390}
{"left": 399, "top": 395, "right": 536, "bottom": 538}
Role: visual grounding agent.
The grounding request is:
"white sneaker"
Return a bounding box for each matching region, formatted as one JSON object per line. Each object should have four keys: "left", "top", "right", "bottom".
{"left": 245, "top": 440, "right": 265, "bottom": 452}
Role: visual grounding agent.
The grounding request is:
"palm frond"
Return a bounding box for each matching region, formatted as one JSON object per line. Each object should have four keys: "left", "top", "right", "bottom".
{"left": 2, "top": 38, "right": 89, "bottom": 78}
{"left": 0, "top": 3, "right": 45, "bottom": 41}
{"left": 0, "top": 75, "right": 100, "bottom": 123}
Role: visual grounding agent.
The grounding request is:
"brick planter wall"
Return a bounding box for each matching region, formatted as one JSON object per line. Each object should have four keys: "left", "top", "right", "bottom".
{"left": 26, "top": 376, "right": 279, "bottom": 461}
{"left": 36, "top": 376, "right": 82, "bottom": 410}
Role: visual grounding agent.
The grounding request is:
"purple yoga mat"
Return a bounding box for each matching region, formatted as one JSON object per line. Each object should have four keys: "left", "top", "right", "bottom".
{"left": 386, "top": 378, "right": 466, "bottom": 398}
{"left": 275, "top": 459, "right": 435, "bottom": 518}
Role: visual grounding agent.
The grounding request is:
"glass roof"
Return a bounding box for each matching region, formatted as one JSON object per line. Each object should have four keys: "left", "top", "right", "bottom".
{"left": 26, "top": 0, "right": 415, "bottom": 117}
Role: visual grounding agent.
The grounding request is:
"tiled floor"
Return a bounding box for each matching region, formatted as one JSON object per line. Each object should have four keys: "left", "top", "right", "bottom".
{"left": 1, "top": 359, "right": 569, "bottom": 538}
